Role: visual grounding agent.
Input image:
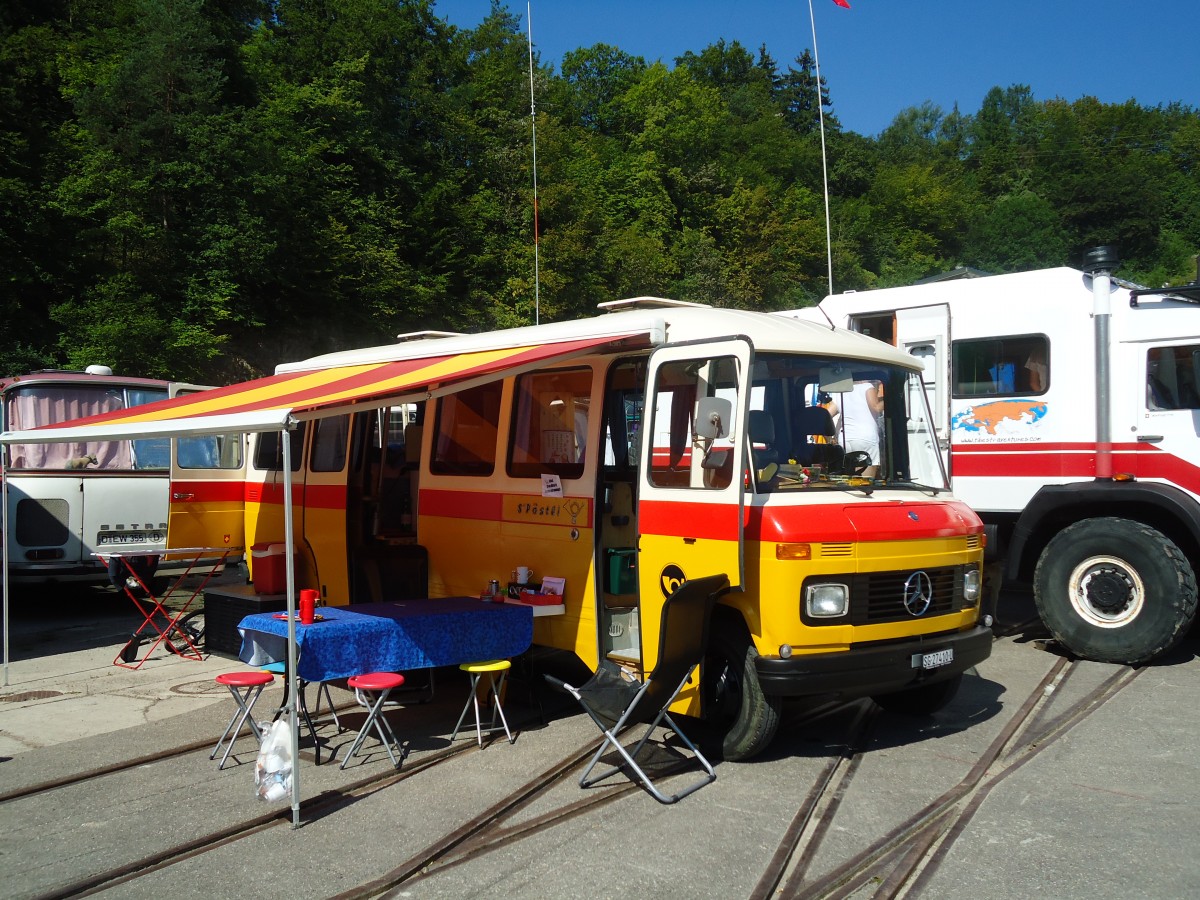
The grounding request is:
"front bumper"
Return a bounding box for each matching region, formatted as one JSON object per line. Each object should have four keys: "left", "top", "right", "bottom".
{"left": 755, "top": 625, "right": 993, "bottom": 698}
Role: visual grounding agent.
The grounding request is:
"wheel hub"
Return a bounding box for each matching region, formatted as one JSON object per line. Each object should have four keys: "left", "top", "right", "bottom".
{"left": 1068, "top": 555, "right": 1145, "bottom": 628}
{"left": 1084, "top": 569, "right": 1134, "bottom": 615}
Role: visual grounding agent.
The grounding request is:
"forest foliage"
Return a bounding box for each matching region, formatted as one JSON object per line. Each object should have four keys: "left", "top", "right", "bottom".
{"left": 3, "top": 0, "right": 1198, "bottom": 383}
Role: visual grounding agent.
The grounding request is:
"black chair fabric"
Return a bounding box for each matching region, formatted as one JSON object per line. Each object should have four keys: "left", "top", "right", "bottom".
{"left": 791, "top": 405, "right": 845, "bottom": 469}
{"left": 546, "top": 573, "right": 728, "bottom": 803}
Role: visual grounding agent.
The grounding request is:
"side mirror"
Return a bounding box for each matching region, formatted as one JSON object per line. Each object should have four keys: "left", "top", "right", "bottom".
{"left": 694, "top": 396, "right": 731, "bottom": 440}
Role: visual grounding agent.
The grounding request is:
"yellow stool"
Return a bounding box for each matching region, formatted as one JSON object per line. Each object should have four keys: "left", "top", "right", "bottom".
{"left": 450, "top": 659, "right": 513, "bottom": 747}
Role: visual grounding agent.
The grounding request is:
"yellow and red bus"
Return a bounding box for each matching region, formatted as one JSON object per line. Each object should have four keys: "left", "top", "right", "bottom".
{"left": 8, "top": 300, "right": 991, "bottom": 758}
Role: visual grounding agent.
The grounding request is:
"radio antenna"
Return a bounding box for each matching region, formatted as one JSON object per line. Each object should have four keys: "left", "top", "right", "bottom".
{"left": 808, "top": 0, "right": 835, "bottom": 300}
{"left": 527, "top": 2, "right": 540, "bottom": 326}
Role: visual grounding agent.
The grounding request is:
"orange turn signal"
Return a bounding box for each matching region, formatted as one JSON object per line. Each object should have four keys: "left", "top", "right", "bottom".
{"left": 776, "top": 543, "right": 812, "bottom": 560}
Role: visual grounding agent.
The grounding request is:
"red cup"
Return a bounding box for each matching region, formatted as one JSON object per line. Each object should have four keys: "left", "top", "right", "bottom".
{"left": 299, "top": 589, "right": 319, "bottom": 624}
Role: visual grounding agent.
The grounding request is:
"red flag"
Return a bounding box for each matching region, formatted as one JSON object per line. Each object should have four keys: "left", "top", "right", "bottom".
{"left": 832, "top": 0, "right": 851, "bottom": 7}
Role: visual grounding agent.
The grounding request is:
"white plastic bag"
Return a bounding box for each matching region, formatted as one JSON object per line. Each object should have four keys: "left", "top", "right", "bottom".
{"left": 254, "top": 719, "right": 293, "bottom": 802}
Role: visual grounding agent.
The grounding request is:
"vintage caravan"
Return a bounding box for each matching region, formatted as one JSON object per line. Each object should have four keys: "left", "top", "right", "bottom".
{"left": 11, "top": 300, "right": 991, "bottom": 758}
{"left": 0, "top": 367, "right": 219, "bottom": 584}
{"left": 780, "top": 249, "right": 1200, "bottom": 666}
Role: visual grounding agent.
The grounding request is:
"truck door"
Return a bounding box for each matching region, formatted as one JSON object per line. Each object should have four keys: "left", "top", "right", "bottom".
{"left": 637, "top": 339, "right": 751, "bottom": 669}
{"left": 895, "top": 305, "right": 950, "bottom": 466}
{"left": 1139, "top": 342, "right": 1200, "bottom": 476}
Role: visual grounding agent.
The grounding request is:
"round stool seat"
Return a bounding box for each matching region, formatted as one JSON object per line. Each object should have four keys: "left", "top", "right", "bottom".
{"left": 348, "top": 672, "right": 405, "bottom": 691}
{"left": 216, "top": 671, "right": 274, "bottom": 688}
{"left": 460, "top": 659, "right": 510, "bottom": 674}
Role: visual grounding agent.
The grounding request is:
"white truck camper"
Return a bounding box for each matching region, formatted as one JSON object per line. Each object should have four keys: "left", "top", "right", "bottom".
{"left": 779, "top": 247, "right": 1200, "bottom": 665}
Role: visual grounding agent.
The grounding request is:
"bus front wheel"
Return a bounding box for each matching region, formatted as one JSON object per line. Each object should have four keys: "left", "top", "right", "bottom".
{"left": 702, "top": 624, "right": 781, "bottom": 761}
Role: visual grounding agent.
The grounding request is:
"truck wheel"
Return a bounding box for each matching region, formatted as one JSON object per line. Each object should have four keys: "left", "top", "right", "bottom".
{"left": 702, "top": 624, "right": 781, "bottom": 760}
{"left": 1033, "top": 518, "right": 1198, "bottom": 665}
{"left": 873, "top": 674, "right": 962, "bottom": 715}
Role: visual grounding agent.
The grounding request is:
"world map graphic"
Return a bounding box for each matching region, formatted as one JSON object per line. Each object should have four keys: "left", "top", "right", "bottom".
{"left": 951, "top": 399, "right": 1048, "bottom": 435}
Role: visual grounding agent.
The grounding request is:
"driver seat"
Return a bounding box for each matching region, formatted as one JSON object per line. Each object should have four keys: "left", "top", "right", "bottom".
{"left": 791, "top": 406, "right": 844, "bottom": 470}
{"left": 748, "top": 411, "right": 780, "bottom": 472}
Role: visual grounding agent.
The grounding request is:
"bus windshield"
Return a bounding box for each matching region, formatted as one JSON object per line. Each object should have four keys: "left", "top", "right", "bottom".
{"left": 746, "top": 353, "right": 947, "bottom": 493}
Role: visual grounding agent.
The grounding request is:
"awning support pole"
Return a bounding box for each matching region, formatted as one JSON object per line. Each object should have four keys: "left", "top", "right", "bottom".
{"left": 281, "top": 426, "right": 301, "bottom": 828}
{"left": 3, "top": 448, "right": 9, "bottom": 687}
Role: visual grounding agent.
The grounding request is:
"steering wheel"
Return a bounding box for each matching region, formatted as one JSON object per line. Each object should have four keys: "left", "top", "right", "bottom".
{"left": 842, "top": 451, "right": 872, "bottom": 476}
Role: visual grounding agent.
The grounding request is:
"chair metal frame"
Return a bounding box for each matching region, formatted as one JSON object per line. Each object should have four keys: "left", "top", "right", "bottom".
{"left": 450, "top": 660, "right": 513, "bottom": 747}
{"left": 341, "top": 672, "right": 406, "bottom": 769}
{"left": 211, "top": 671, "right": 274, "bottom": 770}
{"left": 547, "top": 573, "right": 728, "bottom": 804}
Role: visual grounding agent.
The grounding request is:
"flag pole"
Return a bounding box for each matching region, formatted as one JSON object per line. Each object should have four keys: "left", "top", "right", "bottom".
{"left": 808, "top": 0, "right": 835, "bottom": 297}
{"left": 527, "top": 1, "right": 540, "bottom": 326}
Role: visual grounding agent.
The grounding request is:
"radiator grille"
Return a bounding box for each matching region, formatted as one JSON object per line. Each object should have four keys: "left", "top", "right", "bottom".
{"left": 803, "top": 565, "right": 968, "bottom": 626}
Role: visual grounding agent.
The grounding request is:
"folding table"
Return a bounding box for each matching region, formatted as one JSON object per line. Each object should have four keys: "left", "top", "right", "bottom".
{"left": 237, "top": 599, "right": 534, "bottom": 761}
{"left": 99, "top": 546, "right": 241, "bottom": 669}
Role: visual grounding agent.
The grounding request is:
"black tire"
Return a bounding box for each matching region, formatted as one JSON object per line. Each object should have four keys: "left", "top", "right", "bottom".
{"left": 1033, "top": 518, "right": 1198, "bottom": 665}
{"left": 873, "top": 674, "right": 962, "bottom": 716}
{"left": 702, "top": 622, "right": 781, "bottom": 761}
{"left": 166, "top": 610, "right": 205, "bottom": 655}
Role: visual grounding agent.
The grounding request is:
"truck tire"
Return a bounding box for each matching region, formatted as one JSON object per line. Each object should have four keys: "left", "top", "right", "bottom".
{"left": 1033, "top": 518, "right": 1198, "bottom": 665}
{"left": 702, "top": 624, "right": 781, "bottom": 760}
{"left": 873, "top": 674, "right": 962, "bottom": 715}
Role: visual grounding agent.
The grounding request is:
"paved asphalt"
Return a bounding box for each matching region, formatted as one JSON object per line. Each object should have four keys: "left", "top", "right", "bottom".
{"left": 2, "top": 579, "right": 1199, "bottom": 899}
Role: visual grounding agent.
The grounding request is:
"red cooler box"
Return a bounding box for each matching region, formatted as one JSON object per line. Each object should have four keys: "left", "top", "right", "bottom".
{"left": 251, "top": 543, "right": 290, "bottom": 595}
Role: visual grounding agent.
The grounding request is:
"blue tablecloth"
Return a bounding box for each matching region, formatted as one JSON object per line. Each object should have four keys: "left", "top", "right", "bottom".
{"left": 237, "top": 598, "right": 533, "bottom": 683}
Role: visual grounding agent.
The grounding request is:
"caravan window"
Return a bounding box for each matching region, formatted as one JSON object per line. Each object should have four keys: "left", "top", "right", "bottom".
{"left": 252, "top": 426, "right": 305, "bottom": 472}
{"left": 430, "top": 381, "right": 503, "bottom": 476}
{"left": 311, "top": 415, "right": 349, "bottom": 472}
{"left": 952, "top": 335, "right": 1048, "bottom": 397}
{"left": 508, "top": 367, "right": 592, "bottom": 479}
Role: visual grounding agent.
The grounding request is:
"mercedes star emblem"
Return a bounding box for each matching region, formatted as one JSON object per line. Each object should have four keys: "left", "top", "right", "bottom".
{"left": 903, "top": 570, "right": 933, "bottom": 616}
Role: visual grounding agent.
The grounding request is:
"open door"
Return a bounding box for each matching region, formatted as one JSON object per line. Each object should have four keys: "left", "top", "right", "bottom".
{"left": 637, "top": 338, "right": 751, "bottom": 672}
{"left": 895, "top": 305, "right": 950, "bottom": 464}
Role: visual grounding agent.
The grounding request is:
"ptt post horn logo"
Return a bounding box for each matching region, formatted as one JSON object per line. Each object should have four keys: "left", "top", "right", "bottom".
{"left": 903, "top": 570, "right": 933, "bottom": 617}
{"left": 659, "top": 564, "right": 686, "bottom": 598}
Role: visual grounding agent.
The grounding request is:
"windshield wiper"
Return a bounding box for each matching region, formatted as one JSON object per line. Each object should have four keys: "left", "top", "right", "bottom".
{"left": 884, "top": 479, "right": 943, "bottom": 496}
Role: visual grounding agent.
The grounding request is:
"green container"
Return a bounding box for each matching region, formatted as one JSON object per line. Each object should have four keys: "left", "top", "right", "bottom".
{"left": 605, "top": 547, "right": 637, "bottom": 594}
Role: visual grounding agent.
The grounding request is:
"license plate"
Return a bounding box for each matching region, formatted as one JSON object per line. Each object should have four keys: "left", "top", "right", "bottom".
{"left": 919, "top": 648, "right": 953, "bottom": 670}
{"left": 98, "top": 532, "right": 149, "bottom": 545}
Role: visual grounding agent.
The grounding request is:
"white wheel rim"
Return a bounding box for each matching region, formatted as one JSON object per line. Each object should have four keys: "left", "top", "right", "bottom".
{"left": 1067, "top": 555, "right": 1145, "bottom": 628}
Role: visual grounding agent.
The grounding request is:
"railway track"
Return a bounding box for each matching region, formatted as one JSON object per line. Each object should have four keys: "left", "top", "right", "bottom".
{"left": 5, "top": 637, "right": 1150, "bottom": 900}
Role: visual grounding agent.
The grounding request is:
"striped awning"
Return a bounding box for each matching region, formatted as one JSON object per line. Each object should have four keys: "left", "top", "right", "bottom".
{"left": 0, "top": 334, "right": 635, "bottom": 444}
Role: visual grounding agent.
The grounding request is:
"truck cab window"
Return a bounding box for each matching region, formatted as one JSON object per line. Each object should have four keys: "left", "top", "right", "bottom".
{"left": 1147, "top": 345, "right": 1200, "bottom": 410}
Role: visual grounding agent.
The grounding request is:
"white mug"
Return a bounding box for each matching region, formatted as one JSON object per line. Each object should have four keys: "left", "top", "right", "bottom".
{"left": 514, "top": 566, "right": 532, "bottom": 585}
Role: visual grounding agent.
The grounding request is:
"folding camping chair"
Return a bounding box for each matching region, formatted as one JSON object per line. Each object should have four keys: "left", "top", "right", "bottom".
{"left": 545, "top": 573, "right": 728, "bottom": 804}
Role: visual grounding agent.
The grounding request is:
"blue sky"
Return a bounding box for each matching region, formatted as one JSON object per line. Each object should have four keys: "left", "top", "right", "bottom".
{"left": 434, "top": 0, "right": 1200, "bottom": 137}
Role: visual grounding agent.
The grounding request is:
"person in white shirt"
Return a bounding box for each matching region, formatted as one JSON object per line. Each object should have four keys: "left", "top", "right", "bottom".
{"left": 839, "top": 380, "right": 883, "bottom": 474}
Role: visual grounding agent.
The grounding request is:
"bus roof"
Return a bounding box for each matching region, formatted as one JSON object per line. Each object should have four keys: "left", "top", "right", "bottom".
{"left": 1, "top": 304, "right": 917, "bottom": 446}
{"left": 277, "top": 305, "right": 919, "bottom": 375}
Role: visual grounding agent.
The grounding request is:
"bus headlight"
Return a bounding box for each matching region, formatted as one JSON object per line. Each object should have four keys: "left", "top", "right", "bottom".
{"left": 963, "top": 566, "right": 981, "bottom": 606}
{"left": 805, "top": 583, "right": 848, "bottom": 618}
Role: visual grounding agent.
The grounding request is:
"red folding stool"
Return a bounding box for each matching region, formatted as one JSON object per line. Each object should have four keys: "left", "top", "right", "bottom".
{"left": 212, "top": 670, "right": 275, "bottom": 769}
{"left": 340, "top": 672, "right": 405, "bottom": 769}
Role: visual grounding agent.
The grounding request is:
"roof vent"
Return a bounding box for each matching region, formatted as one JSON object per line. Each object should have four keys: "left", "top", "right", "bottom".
{"left": 597, "top": 296, "right": 710, "bottom": 312}
{"left": 84, "top": 365, "right": 114, "bottom": 376}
